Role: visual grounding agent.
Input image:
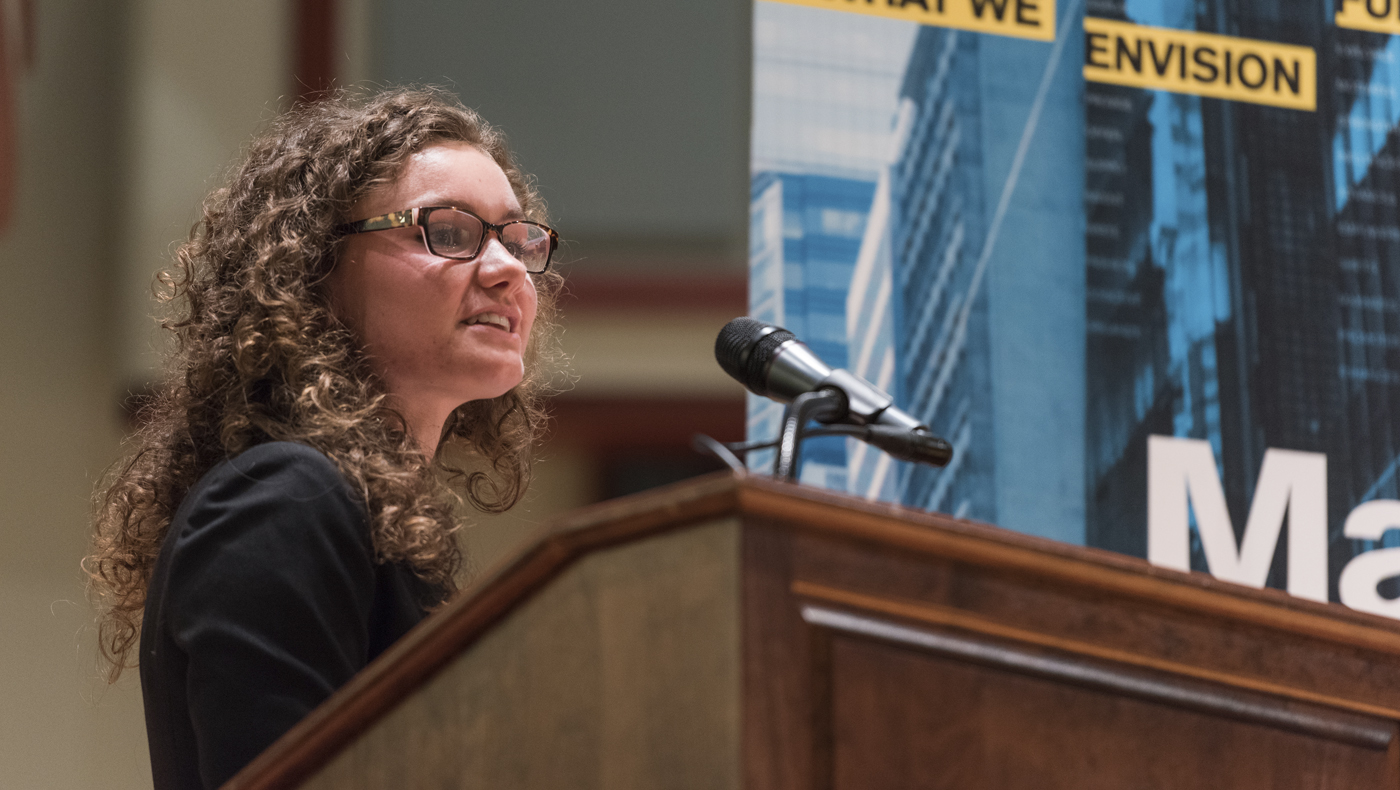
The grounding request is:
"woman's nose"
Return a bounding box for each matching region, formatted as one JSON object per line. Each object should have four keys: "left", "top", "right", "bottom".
{"left": 474, "top": 237, "right": 529, "bottom": 288}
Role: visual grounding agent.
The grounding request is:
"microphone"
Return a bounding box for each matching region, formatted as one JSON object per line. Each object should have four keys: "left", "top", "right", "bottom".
{"left": 716, "top": 317, "right": 924, "bottom": 430}
{"left": 715, "top": 317, "right": 952, "bottom": 466}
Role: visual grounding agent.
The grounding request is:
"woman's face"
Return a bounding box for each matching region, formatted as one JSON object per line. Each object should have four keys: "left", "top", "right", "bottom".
{"left": 329, "top": 142, "right": 538, "bottom": 433}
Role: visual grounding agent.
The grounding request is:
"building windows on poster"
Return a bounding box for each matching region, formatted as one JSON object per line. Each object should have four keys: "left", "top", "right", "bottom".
{"left": 747, "top": 172, "right": 877, "bottom": 480}
{"left": 750, "top": 2, "right": 914, "bottom": 480}
{"left": 1334, "top": 35, "right": 1400, "bottom": 210}
{"left": 753, "top": 0, "right": 1400, "bottom": 616}
{"left": 846, "top": 166, "right": 903, "bottom": 501}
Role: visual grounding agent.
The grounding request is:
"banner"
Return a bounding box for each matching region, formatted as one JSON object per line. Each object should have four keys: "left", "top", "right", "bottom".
{"left": 750, "top": 0, "right": 1400, "bottom": 618}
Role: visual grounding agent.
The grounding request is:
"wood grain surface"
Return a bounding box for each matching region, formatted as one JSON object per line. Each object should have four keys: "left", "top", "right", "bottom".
{"left": 301, "top": 520, "right": 741, "bottom": 790}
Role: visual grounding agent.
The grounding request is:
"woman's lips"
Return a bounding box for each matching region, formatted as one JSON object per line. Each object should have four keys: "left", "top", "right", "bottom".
{"left": 461, "top": 311, "right": 515, "bottom": 332}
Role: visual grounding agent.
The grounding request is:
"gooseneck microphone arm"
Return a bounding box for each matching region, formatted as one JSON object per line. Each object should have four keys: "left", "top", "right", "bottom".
{"left": 710, "top": 317, "right": 953, "bottom": 478}
{"left": 774, "top": 390, "right": 845, "bottom": 480}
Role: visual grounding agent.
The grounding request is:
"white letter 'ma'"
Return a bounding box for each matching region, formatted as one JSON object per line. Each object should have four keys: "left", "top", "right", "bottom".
{"left": 1339, "top": 501, "right": 1400, "bottom": 617}
{"left": 1147, "top": 436, "right": 1327, "bottom": 601}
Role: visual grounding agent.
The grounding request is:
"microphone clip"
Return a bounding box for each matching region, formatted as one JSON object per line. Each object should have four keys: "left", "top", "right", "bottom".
{"left": 774, "top": 389, "right": 846, "bottom": 480}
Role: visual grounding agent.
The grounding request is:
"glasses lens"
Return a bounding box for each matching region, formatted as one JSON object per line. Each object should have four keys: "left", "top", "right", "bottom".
{"left": 424, "top": 209, "right": 485, "bottom": 258}
{"left": 501, "top": 222, "right": 554, "bottom": 272}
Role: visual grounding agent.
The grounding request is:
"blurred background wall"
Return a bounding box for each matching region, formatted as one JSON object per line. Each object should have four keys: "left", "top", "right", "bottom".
{"left": 0, "top": 0, "right": 749, "bottom": 786}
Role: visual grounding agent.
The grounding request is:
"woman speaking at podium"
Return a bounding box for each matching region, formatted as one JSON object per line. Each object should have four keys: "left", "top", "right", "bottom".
{"left": 85, "top": 88, "right": 562, "bottom": 789}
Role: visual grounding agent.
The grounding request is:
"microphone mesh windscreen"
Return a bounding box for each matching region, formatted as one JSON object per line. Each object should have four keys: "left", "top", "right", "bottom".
{"left": 715, "top": 317, "right": 764, "bottom": 383}
{"left": 715, "top": 317, "right": 793, "bottom": 397}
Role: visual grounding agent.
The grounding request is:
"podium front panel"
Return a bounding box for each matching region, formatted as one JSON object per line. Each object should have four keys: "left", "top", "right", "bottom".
{"left": 300, "top": 519, "right": 742, "bottom": 790}
{"left": 824, "top": 614, "right": 1392, "bottom": 789}
{"left": 740, "top": 501, "right": 1400, "bottom": 790}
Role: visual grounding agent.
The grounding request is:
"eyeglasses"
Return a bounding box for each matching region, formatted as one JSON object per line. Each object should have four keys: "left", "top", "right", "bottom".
{"left": 338, "top": 206, "right": 559, "bottom": 273}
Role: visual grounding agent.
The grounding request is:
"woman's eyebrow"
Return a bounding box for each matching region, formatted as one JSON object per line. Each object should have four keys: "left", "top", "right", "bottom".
{"left": 422, "top": 197, "right": 526, "bottom": 221}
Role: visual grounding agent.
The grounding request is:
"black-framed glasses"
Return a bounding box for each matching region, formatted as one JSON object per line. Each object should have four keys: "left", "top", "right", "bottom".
{"left": 339, "top": 206, "right": 559, "bottom": 273}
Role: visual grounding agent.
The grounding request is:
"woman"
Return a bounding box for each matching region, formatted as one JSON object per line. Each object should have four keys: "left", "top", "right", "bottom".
{"left": 86, "top": 88, "right": 562, "bottom": 789}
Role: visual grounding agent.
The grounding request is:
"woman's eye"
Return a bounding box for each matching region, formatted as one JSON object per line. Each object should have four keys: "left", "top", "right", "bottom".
{"left": 427, "top": 224, "right": 466, "bottom": 250}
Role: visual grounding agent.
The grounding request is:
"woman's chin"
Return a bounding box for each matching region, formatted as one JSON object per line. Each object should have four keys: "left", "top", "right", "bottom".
{"left": 456, "top": 367, "right": 526, "bottom": 404}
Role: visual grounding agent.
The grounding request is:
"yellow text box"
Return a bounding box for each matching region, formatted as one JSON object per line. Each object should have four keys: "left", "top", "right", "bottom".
{"left": 764, "top": 0, "right": 1056, "bottom": 42}
{"left": 1336, "top": 0, "right": 1400, "bottom": 35}
{"left": 1083, "top": 17, "right": 1315, "bottom": 111}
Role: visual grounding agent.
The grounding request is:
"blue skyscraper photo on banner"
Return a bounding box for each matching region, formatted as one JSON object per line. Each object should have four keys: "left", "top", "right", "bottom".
{"left": 750, "top": 0, "right": 1400, "bottom": 620}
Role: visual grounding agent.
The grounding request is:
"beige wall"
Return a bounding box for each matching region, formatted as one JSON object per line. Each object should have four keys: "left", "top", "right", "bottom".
{"left": 117, "top": 0, "right": 291, "bottom": 387}
{"left": 1, "top": 1, "right": 294, "bottom": 787}
{"left": 1, "top": 2, "right": 142, "bottom": 787}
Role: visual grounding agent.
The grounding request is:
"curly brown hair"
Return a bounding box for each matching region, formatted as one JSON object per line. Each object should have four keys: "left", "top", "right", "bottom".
{"left": 86, "top": 87, "right": 563, "bottom": 682}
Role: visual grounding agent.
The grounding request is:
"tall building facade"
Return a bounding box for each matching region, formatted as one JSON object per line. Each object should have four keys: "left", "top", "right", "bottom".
{"left": 1083, "top": 0, "right": 1343, "bottom": 591}
{"left": 1333, "top": 25, "right": 1400, "bottom": 565}
{"left": 845, "top": 147, "right": 906, "bottom": 502}
{"left": 1211, "top": 3, "right": 1340, "bottom": 589}
{"left": 747, "top": 171, "right": 877, "bottom": 485}
{"left": 890, "top": 26, "right": 995, "bottom": 521}
{"left": 748, "top": 3, "right": 916, "bottom": 483}
{"left": 1083, "top": 0, "right": 1207, "bottom": 559}
{"left": 887, "top": 21, "right": 1086, "bottom": 542}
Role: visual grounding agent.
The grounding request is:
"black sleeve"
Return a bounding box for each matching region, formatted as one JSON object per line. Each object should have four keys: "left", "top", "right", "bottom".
{"left": 164, "top": 443, "right": 375, "bottom": 789}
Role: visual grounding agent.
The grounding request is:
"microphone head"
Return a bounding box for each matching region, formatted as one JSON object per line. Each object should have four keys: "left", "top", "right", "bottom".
{"left": 715, "top": 317, "right": 794, "bottom": 397}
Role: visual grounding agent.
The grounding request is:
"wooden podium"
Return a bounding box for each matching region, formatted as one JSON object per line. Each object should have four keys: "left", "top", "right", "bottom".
{"left": 227, "top": 473, "right": 1400, "bottom": 789}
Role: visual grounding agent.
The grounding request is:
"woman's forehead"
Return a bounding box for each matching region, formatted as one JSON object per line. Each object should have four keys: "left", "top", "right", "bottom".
{"left": 359, "top": 142, "right": 521, "bottom": 219}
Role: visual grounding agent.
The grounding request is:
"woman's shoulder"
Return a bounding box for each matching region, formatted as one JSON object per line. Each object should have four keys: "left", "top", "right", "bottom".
{"left": 206, "top": 441, "right": 346, "bottom": 486}
{"left": 191, "top": 441, "right": 359, "bottom": 505}
{"left": 171, "top": 442, "right": 368, "bottom": 549}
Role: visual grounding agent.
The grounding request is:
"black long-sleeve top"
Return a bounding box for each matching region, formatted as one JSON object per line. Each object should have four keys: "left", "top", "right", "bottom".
{"left": 139, "top": 442, "right": 436, "bottom": 790}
